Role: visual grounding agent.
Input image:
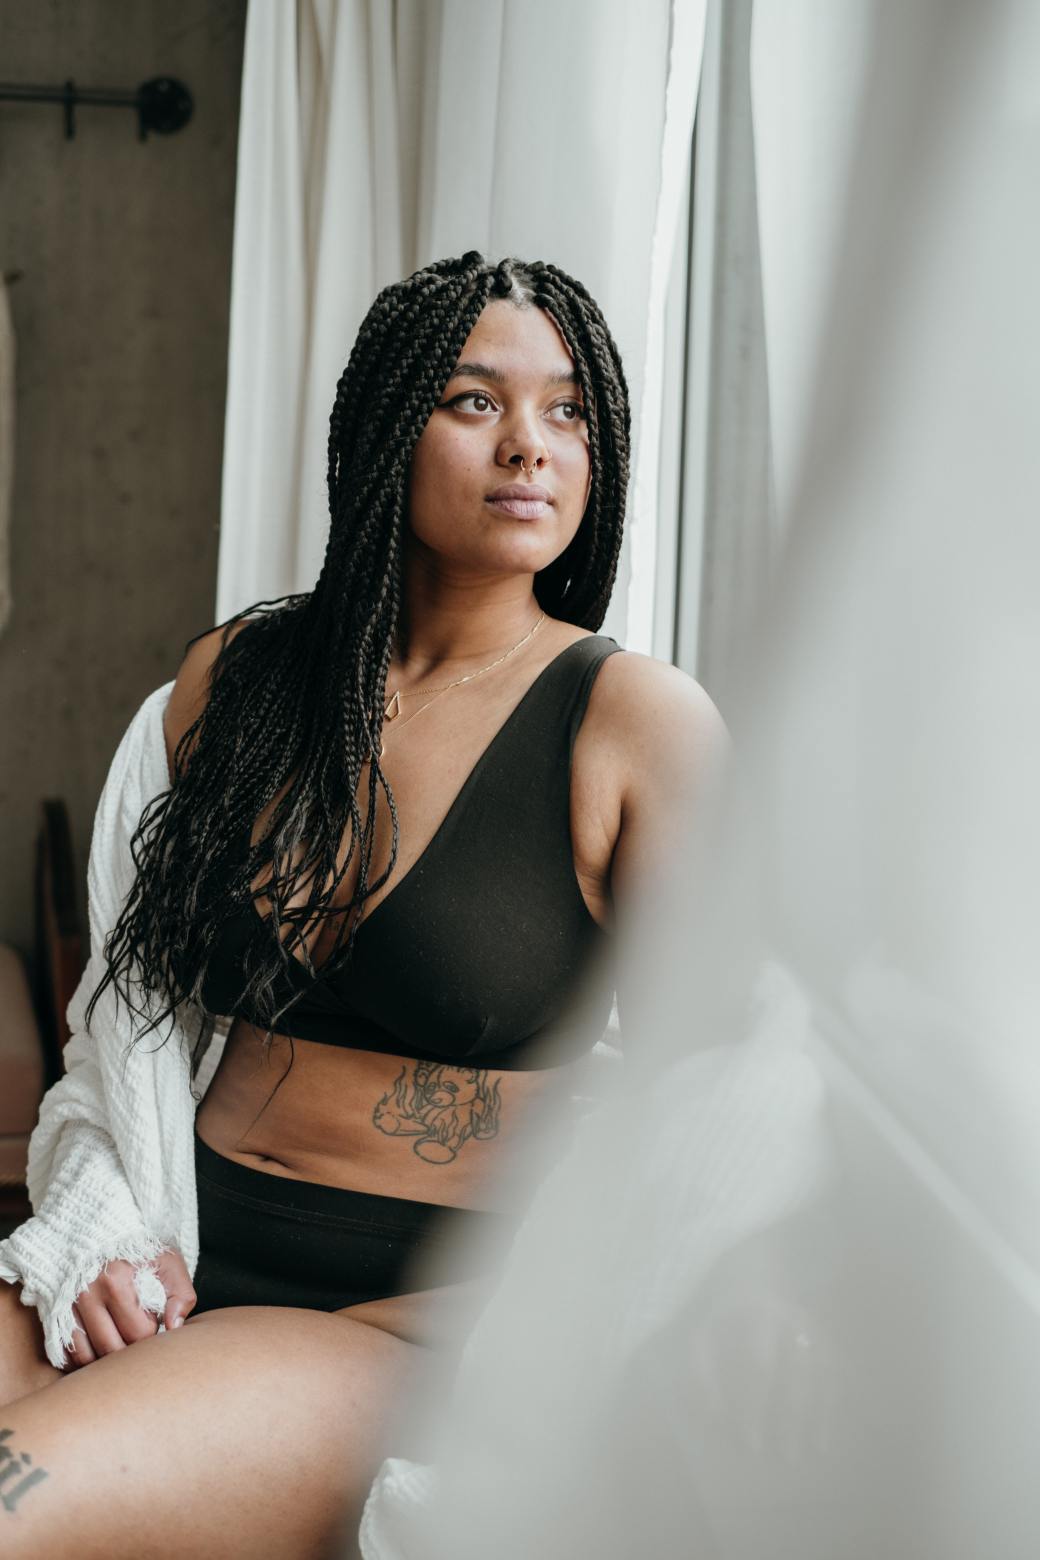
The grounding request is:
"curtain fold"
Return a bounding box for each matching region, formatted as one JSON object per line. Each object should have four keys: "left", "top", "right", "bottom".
{"left": 680, "top": 0, "right": 774, "bottom": 701}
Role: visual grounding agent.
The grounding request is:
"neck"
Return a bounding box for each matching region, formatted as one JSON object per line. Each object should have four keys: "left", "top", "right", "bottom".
{"left": 392, "top": 564, "right": 543, "bottom": 680}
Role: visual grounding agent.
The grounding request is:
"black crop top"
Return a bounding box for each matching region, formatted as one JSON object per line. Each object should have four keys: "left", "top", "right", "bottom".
{"left": 198, "top": 634, "right": 622, "bottom": 1071}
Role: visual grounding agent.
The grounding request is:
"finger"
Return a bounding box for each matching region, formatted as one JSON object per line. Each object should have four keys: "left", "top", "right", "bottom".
{"left": 107, "top": 1283, "right": 162, "bottom": 1345}
{"left": 66, "top": 1303, "right": 98, "bottom": 1368}
{"left": 165, "top": 1280, "right": 197, "bottom": 1326}
{"left": 155, "top": 1253, "right": 197, "bottom": 1329}
{"left": 74, "top": 1292, "right": 128, "bottom": 1358}
{"left": 163, "top": 1295, "right": 189, "bottom": 1330}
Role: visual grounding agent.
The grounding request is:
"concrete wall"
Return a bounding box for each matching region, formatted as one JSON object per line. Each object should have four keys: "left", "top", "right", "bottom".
{"left": 0, "top": 0, "right": 246, "bottom": 958}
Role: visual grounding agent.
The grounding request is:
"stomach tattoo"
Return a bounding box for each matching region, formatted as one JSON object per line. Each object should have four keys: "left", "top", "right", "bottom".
{"left": 372, "top": 1062, "right": 502, "bottom": 1163}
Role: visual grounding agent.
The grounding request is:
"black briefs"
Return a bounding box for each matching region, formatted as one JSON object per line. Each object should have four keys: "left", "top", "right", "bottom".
{"left": 191, "top": 1124, "right": 510, "bottom": 1314}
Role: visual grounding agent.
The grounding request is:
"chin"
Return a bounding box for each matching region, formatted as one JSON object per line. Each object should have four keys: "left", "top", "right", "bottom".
{"left": 481, "top": 541, "right": 562, "bottom": 575}
{"left": 415, "top": 518, "right": 575, "bottom": 576}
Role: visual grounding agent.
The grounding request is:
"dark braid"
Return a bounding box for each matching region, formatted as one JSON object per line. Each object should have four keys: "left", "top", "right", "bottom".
{"left": 85, "top": 252, "right": 631, "bottom": 1070}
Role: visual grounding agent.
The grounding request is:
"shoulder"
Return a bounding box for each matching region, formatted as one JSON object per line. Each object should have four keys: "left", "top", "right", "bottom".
{"left": 583, "top": 647, "right": 732, "bottom": 914}
{"left": 588, "top": 645, "right": 732, "bottom": 804}
{"left": 162, "top": 619, "right": 251, "bottom": 784}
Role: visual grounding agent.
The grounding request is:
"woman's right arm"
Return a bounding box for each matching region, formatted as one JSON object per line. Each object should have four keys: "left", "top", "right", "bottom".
{"left": 161, "top": 621, "right": 246, "bottom": 784}
{"left": 64, "top": 625, "right": 255, "bottom": 1365}
{"left": 0, "top": 632, "right": 239, "bottom": 1369}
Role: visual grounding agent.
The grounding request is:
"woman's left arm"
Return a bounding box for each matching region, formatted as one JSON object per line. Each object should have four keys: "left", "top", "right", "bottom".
{"left": 590, "top": 654, "right": 735, "bottom": 1062}
{"left": 604, "top": 654, "right": 733, "bottom": 919}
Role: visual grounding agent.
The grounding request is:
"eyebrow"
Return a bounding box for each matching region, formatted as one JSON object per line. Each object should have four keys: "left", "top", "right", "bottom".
{"left": 445, "top": 360, "right": 581, "bottom": 391}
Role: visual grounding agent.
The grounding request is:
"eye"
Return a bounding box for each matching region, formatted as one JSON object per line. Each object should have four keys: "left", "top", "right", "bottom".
{"left": 448, "top": 391, "right": 496, "bottom": 413}
{"left": 445, "top": 391, "right": 586, "bottom": 421}
{"left": 553, "top": 400, "right": 586, "bottom": 422}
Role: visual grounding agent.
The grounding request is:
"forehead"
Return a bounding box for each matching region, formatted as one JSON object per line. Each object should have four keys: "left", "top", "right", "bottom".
{"left": 448, "top": 299, "right": 578, "bottom": 387}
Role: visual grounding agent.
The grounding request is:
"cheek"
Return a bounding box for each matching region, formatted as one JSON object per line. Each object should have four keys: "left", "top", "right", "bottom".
{"left": 409, "top": 428, "right": 440, "bottom": 488}
{"left": 569, "top": 441, "right": 592, "bottom": 509}
{"left": 409, "top": 425, "right": 486, "bottom": 514}
{"left": 420, "top": 414, "right": 483, "bottom": 467}
{"left": 406, "top": 432, "right": 450, "bottom": 530}
{"left": 569, "top": 432, "right": 592, "bottom": 486}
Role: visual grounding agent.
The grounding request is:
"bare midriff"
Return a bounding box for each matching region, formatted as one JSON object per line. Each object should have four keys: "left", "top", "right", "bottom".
{"left": 193, "top": 1018, "right": 581, "bottom": 1213}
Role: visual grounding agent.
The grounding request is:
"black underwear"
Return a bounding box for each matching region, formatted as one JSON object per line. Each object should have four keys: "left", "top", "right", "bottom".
{"left": 191, "top": 1124, "right": 510, "bottom": 1314}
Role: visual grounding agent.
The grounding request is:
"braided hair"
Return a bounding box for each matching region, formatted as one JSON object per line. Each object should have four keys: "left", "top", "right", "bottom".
{"left": 85, "top": 251, "right": 632, "bottom": 1068}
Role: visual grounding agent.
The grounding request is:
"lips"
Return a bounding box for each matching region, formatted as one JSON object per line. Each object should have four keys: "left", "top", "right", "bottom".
{"left": 486, "top": 483, "right": 553, "bottom": 504}
{"left": 485, "top": 481, "right": 554, "bottom": 519}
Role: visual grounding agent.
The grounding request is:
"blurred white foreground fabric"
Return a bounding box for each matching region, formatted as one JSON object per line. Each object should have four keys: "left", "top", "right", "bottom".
{"left": 356, "top": 2, "right": 1040, "bottom": 1555}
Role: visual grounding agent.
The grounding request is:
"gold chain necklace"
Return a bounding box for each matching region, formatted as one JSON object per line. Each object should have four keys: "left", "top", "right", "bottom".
{"left": 378, "top": 609, "right": 546, "bottom": 758}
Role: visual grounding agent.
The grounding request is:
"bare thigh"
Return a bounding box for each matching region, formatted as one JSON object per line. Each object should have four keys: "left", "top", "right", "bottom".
{"left": 0, "top": 1303, "right": 440, "bottom": 1559}
{"left": 0, "top": 1280, "right": 62, "bottom": 1406}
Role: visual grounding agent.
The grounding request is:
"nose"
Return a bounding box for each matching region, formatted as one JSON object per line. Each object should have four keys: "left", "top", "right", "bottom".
{"left": 509, "top": 447, "right": 550, "bottom": 472}
{"left": 497, "top": 407, "right": 551, "bottom": 473}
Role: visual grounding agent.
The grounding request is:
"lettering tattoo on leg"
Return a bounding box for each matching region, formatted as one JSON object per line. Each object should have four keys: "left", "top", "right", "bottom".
{"left": 372, "top": 1062, "right": 503, "bottom": 1163}
{"left": 0, "top": 1427, "right": 49, "bottom": 1514}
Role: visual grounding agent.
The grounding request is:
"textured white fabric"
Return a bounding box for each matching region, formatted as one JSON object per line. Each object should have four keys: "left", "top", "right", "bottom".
{"left": 0, "top": 681, "right": 215, "bottom": 1368}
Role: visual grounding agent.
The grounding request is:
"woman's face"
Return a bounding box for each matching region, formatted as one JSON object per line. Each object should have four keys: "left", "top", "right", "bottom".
{"left": 405, "top": 299, "right": 592, "bottom": 579}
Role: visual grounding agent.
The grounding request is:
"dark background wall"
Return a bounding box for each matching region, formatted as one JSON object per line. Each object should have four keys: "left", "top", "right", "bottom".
{"left": 0, "top": 0, "right": 247, "bottom": 957}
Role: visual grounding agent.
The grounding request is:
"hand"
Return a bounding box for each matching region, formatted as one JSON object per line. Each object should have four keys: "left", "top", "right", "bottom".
{"left": 64, "top": 1247, "right": 197, "bottom": 1370}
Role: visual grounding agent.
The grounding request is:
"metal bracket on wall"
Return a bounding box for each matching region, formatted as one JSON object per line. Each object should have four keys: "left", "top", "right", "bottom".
{"left": 0, "top": 76, "right": 193, "bottom": 140}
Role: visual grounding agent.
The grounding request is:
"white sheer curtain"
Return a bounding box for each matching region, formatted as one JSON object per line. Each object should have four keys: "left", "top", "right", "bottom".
{"left": 750, "top": 0, "right": 876, "bottom": 534}
{"left": 216, "top": 0, "right": 706, "bottom": 655}
{"left": 356, "top": 2, "right": 1040, "bottom": 1554}
{"left": 675, "top": 0, "right": 776, "bottom": 697}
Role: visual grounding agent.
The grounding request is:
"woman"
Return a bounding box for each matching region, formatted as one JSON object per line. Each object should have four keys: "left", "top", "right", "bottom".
{"left": 0, "top": 252, "right": 726, "bottom": 1556}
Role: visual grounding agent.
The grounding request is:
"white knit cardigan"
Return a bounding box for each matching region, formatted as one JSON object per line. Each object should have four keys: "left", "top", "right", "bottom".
{"left": 0, "top": 681, "right": 219, "bottom": 1368}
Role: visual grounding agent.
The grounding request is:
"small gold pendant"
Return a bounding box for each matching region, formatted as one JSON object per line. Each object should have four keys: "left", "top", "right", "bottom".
{"left": 384, "top": 690, "right": 402, "bottom": 721}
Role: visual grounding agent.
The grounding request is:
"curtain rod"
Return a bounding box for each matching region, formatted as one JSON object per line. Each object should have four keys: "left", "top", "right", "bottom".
{"left": 0, "top": 76, "right": 193, "bottom": 140}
